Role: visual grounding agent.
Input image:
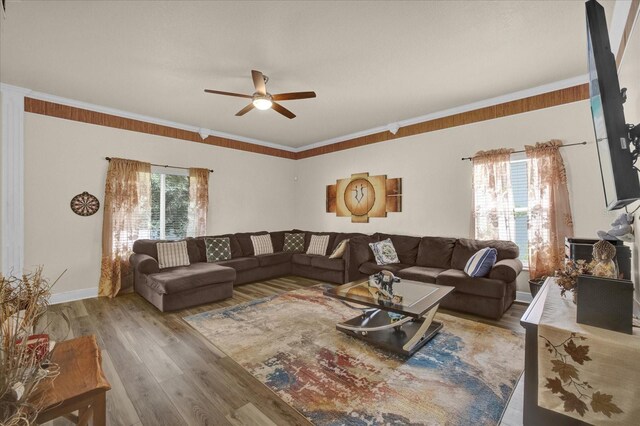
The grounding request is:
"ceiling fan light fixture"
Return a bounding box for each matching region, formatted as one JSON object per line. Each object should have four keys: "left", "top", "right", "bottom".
{"left": 253, "top": 96, "right": 273, "bottom": 110}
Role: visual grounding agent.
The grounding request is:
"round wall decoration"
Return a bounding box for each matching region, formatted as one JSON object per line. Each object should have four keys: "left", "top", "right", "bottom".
{"left": 70, "top": 192, "right": 100, "bottom": 216}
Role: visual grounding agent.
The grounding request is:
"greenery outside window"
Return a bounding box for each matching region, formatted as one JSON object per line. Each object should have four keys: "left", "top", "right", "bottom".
{"left": 150, "top": 167, "right": 190, "bottom": 239}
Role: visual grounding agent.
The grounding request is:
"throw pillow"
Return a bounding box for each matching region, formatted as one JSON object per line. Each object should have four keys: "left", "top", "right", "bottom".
{"left": 306, "top": 234, "right": 330, "bottom": 256}
{"left": 251, "top": 234, "right": 274, "bottom": 255}
{"left": 369, "top": 238, "right": 400, "bottom": 266}
{"left": 464, "top": 247, "right": 498, "bottom": 277}
{"left": 156, "top": 241, "right": 190, "bottom": 269}
{"left": 283, "top": 233, "right": 305, "bottom": 252}
{"left": 204, "top": 237, "right": 232, "bottom": 262}
{"left": 329, "top": 239, "right": 349, "bottom": 259}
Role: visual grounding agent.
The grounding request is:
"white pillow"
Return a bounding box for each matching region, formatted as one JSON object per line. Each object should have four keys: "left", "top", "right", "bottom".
{"left": 251, "top": 234, "right": 274, "bottom": 255}
{"left": 306, "top": 234, "right": 330, "bottom": 256}
{"left": 369, "top": 238, "right": 400, "bottom": 265}
{"left": 156, "top": 241, "right": 190, "bottom": 269}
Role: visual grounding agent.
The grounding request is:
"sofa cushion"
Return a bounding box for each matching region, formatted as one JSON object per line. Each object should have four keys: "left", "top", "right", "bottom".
{"left": 358, "top": 261, "right": 410, "bottom": 275}
{"left": 310, "top": 256, "right": 345, "bottom": 271}
{"left": 216, "top": 257, "right": 260, "bottom": 272}
{"left": 464, "top": 248, "right": 497, "bottom": 278}
{"left": 451, "top": 238, "right": 519, "bottom": 271}
{"left": 235, "top": 231, "right": 269, "bottom": 256}
{"left": 369, "top": 238, "right": 400, "bottom": 265}
{"left": 331, "top": 233, "right": 365, "bottom": 252}
{"left": 396, "top": 266, "right": 446, "bottom": 284}
{"left": 157, "top": 241, "right": 190, "bottom": 269}
{"left": 291, "top": 253, "right": 315, "bottom": 266}
{"left": 251, "top": 234, "right": 274, "bottom": 255}
{"left": 146, "top": 263, "right": 235, "bottom": 294}
{"left": 255, "top": 252, "right": 293, "bottom": 267}
{"left": 304, "top": 232, "right": 336, "bottom": 254}
{"left": 284, "top": 233, "right": 306, "bottom": 252}
{"left": 133, "top": 238, "right": 201, "bottom": 263}
{"left": 307, "top": 234, "right": 331, "bottom": 255}
{"left": 350, "top": 235, "right": 377, "bottom": 266}
{"left": 204, "top": 237, "right": 232, "bottom": 262}
{"left": 269, "top": 231, "right": 286, "bottom": 252}
{"left": 196, "top": 234, "right": 242, "bottom": 259}
{"left": 416, "top": 237, "right": 457, "bottom": 269}
{"left": 436, "top": 269, "right": 507, "bottom": 299}
{"left": 375, "top": 233, "right": 421, "bottom": 265}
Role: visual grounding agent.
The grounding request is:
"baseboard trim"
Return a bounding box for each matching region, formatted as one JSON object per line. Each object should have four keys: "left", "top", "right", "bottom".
{"left": 49, "top": 287, "right": 98, "bottom": 305}
{"left": 516, "top": 291, "right": 533, "bottom": 304}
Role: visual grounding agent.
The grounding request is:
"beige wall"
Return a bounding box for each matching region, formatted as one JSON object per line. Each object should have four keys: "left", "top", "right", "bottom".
{"left": 294, "top": 100, "right": 620, "bottom": 292}
{"left": 23, "top": 113, "right": 296, "bottom": 294}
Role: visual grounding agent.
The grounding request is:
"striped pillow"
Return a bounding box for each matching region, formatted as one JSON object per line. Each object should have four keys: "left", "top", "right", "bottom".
{"left": 464, "top": 247, "right": 498, "bottom": 277}
{"left": 307, "top": 234, "right": 330, "bottom": 256}
{"left": 251, "top": 234, "right": 274, "bottom": 255}
{"left": 156, "top": 241, "right": 190, "bottom": 269}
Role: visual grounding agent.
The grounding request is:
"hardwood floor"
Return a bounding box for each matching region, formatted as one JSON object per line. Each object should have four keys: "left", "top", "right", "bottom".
{"left": 43, "top": 276, "right": 527, "bottom": 426}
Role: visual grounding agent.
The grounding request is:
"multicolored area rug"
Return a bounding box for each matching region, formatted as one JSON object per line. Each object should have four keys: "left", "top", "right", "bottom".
{"left": 184, "top": 286, "right": 524, "bottom": 425}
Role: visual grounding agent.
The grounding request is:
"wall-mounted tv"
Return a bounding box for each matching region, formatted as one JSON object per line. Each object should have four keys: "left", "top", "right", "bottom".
{"left": 586, "top": 0, "right": 640, "bottom": 210}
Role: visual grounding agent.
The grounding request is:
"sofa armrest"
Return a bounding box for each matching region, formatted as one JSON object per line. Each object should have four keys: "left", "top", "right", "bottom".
{"left": 489, "top": 258, "right": 523, "bottom": 283}
{"left": 130, "top": 253, "right": 160, "bottom": 275}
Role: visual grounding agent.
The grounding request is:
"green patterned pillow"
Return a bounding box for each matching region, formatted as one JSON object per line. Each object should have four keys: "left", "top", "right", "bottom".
{"left": 205, "top": 237, "right": 232, "bottom": 262}
{"left": 283, "top": 233, "right": 305, "bottom": 252}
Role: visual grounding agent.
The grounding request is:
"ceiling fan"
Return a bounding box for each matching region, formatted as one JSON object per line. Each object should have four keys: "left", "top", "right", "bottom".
{"left": 204, "top": 70, "right": 316, "bottom": 119}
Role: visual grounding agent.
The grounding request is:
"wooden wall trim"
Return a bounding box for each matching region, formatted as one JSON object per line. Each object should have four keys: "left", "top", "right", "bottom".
{"left": 295, "top": 84, "right": 589, "bottom": 159}
{"left": 24, "top": 98, "right": 297, "bottom": 160}
{"left": 616, "top": 0, "right": 639, "bottom": 66}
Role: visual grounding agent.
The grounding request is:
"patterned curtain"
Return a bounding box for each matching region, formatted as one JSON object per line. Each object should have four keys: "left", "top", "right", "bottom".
{"left": 187, "top": 168, "right": 209, "bottom": 237}
{"left": 525, "top": 140, "right": 574, "bottom": 279}
{"left": 472, "top": 148, "right": 516, "bottom": 241}
{"left": 99, "top": 158, "right": 151, "bottom": 297}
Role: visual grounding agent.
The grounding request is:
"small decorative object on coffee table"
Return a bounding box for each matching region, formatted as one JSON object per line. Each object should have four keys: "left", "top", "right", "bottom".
{"left": 324, "top": 278, "right": 454, "bottom": 356}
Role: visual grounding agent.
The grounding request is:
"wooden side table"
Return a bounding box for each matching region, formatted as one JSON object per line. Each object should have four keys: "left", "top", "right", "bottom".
{"left": 34, "top": 335, "right": 111, "bottom": 426}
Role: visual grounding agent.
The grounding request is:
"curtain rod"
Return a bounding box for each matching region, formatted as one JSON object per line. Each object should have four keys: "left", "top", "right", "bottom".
{"left": 105, "top": 157, "right": 214, "bottom": 173}
{"left": 460, "top": 141, "right": 588, "bottom": 161}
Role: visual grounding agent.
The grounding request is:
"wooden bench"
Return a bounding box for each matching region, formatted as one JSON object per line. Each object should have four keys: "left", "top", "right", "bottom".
{"left": 34, "top": 335, "right": 111, "bottom": 426}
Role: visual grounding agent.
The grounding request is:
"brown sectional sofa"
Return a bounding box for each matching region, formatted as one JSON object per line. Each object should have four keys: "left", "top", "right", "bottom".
{"left": 130, "top": 230, "right": 522, "bottom": 319}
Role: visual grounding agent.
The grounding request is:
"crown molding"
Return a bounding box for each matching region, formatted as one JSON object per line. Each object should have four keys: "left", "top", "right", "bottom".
{"left": 296, "top": 74, "right": 589, "bottom": 153}
{"left": 2, "top": 82, "right": 297, "bottom": 153}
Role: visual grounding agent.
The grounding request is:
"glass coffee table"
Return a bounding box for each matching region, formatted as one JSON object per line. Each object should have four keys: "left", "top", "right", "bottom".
{"left": 324, "top": 278, "right": 454, "bottom": 356}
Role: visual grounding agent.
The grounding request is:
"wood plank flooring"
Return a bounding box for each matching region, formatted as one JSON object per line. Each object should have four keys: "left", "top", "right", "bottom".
{"left": 43, "top": 276, "right": 527, "bottom": 426}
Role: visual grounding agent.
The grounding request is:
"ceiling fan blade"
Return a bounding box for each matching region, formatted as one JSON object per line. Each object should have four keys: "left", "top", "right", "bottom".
{"left": 235, "top": 103, "right": 255, "bottom": 116}
{"left": 271, "top": 91, "right": 317, "bottom": 101}
{"left": 251, "top": 70, "right": 266, "bottom": 95}
{"left": 204, "top": 89, "right": 252, "bottom": 99}
{"left": 271, "top": 101, "right": 296, "bottom": 119}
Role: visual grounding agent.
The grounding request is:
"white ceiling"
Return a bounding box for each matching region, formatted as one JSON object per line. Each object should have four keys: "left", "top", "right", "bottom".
{"left": 0, "top": 1, "right": 616, "bottom": 148}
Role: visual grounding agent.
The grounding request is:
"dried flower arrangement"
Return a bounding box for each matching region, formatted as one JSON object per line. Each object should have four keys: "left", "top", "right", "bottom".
{"left": 1, "top": 267, "right": 65, "bottom": 426}
{"left": 555, "top": 259, "right": 595, "bottom": 298}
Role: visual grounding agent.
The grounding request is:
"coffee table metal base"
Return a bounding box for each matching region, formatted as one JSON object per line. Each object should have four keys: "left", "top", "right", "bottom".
{"left": 336, "top": 304, "right": 442, "bottom": 356}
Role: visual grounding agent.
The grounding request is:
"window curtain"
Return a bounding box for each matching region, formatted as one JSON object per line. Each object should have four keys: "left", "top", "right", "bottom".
{"left": 99, "top": 158, "right": 151, "bottom": 298}
{"left": 525, "top": 140, "right": 574, "bottom": 279}
{"left": 187, "top": 168, "right": 209, "bottom": 237}
{"left": 472, "top": 148, "right": 516, "bottom": 241}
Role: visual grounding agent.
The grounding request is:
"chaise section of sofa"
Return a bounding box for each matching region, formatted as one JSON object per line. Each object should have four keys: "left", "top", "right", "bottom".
{"left": 131, "top": 230, "right": 362, "bottom": 311}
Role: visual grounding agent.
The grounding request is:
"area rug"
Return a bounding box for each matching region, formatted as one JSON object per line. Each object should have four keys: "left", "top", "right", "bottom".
{"left": 184, "top": 286, "right": 524, "bottom": 425}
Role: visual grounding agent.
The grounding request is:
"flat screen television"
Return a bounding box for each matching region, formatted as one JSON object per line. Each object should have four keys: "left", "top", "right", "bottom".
{"left": 586, "top": 0, "right": 640, "bottom": 210}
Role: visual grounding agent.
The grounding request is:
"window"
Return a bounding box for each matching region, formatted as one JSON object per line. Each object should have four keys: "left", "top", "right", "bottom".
{"left": 510, "top": 155, "right": 529, "bottom": 267}
{"left": 150, "top": 167, "right": 190, "bottom": 240}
